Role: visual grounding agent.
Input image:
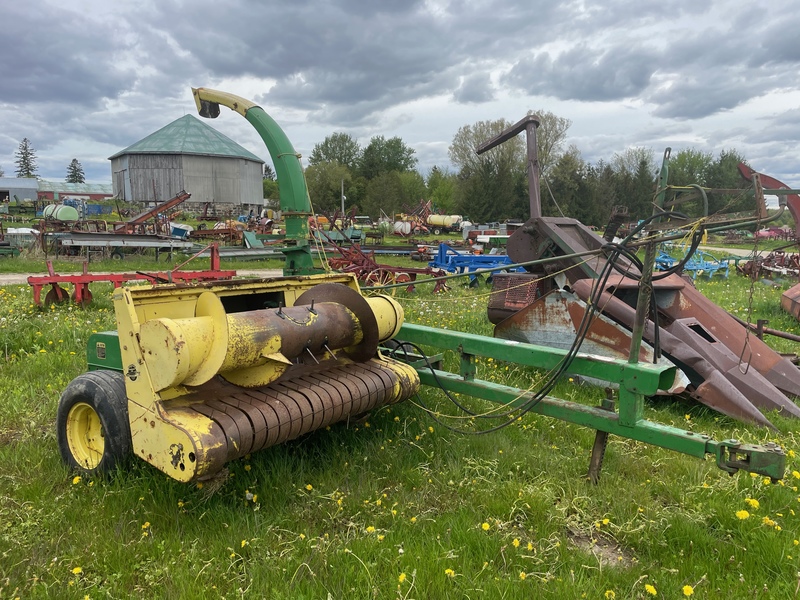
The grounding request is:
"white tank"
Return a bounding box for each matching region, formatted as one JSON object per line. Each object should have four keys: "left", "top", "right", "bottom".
{"left": 393, "top": 221, "right": 412, "bottom": 235}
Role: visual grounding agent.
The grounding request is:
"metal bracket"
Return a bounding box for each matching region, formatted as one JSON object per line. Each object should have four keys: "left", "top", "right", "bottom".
{"left": 714, "top": 439, "right": 786, "bottom": 481}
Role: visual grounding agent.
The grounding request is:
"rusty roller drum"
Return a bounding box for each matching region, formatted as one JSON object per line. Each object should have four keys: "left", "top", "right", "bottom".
{"left": 132, "top": 282, "right": 418, "bottom": 481}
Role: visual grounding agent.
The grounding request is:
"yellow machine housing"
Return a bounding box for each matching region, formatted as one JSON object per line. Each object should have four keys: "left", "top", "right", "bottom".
{"left": 113, "top": 273, "right": 419, "bottom": 482}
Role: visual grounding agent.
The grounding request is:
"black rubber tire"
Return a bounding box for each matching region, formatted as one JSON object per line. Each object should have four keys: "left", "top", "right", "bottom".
{"left": 110, "top": 249, "right": 124, "bottom": 260}
{"left": 433, "top": 228, "right": 441, "bottom": 236}
{"left": 56, "top": 371, "right": 131, "bottom": 476}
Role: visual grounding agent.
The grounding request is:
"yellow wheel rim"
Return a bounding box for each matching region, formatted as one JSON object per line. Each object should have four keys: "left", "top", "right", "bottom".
{"left": 65, "top": 402, "right": 104, "bottom": 469}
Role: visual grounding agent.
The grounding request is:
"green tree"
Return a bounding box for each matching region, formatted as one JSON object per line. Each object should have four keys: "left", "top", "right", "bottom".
{"left": 455, "top": 160, "right": 525, "bottom": 223}
{"left": 65, "top": 158, "right": 86, "bottom": 183}
{"left": 661, "top": 148, "right": 714, "bottom": 219}
{"left": 0, "top": 165, "right": 5, "bottom": 177}
{"left": 544, "top": 146, "right": 585, "bottom": 218}
{"left": 262, "top": 178, "right": 279, "bottom": 200}
{"left": 262, "top": 163, "right": 278, "bottom": 199}
{"left": 309, "top": 133, "right": 362, "bottom": 171}
{"left": 583, "top": 160, "right": 618, "bottom": 228}
{"left": 449, "top": 119, "right": 524, "bottom": 177}
{"left": 359, "top": 136, "right": 417, "bottom": 179}
{"left": 14, "top": 138, "right": 37, "bottom": 178}
{"left": 529, "top": 110, "right": 572, "bottom": 176}
{"left": 668, "top": 148, "right": 713, "bottom": 186}
{"left": 449, "top": 119, "right": 525, "bottom": 222}
{"left": 705, "top": 149, "right": 751, "bottom": 214}
{"left": 362, "top": 171, "right": 405, "bottom": 218}
{"left": 304, "top": 161, "right": 352, "bottom": 213}
{"left": 427, "top": 166, "right": 458, "bottom": 214}
{"left": 397, "top": 171, "right": 427, "bottom": 209}
{"left": 611, "top": 147, "right": 655, "bottom": 180}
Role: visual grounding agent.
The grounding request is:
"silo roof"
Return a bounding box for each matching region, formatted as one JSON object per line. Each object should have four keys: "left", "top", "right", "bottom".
{"left": 108, "top": 114, "right": 264, "bottom": 162}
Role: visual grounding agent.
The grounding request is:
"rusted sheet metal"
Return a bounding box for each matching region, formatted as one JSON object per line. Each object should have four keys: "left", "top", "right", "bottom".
{"left": 596, "top": 273, "right": 800, "bottom": 398}
{"left": 506, "top": 217, "right": 616, "bottom": 284}
{"left": 495, "top": 289, "right": 648, "bottom": 362}
{"left": 494, "top": 289, "right": 688, "bottom": 394}
{"left": 657, "top": 275, "right": 800, "bottom": 398}
{"left": 572, "top": 279, "right": 800, "bottom": 427}
{"left": 782, "top": 282, "right": 800, "bottom": 321}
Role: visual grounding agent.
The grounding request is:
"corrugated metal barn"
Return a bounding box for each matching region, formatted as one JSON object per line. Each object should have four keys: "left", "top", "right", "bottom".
{"left": 108, "top": 115, "right": 264, "bottom": 205}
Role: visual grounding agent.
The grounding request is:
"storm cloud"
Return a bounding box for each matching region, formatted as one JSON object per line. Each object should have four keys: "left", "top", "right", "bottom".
{"left": 0, "top": 0, "right": 798, "bottom": 186}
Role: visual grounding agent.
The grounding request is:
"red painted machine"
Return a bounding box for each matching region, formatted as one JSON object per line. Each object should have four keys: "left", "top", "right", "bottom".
{"left": 28, "top": 244, "right": 236, "bottom": 306}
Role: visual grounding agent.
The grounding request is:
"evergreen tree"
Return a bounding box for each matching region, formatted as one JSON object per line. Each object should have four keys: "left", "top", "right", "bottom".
{"left": 66, "top": 158, "right": 86, "bottom": 183}
{"left": 14, "top": 138, "right": 38, "bottom": 178}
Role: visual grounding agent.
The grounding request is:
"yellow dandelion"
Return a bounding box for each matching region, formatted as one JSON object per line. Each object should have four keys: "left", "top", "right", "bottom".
{"left": 366, "top": 526, "right": 375, "bottom": 534}
{"left": 645, "top": 583, "right": 657, "bottom": 596}
{"left": 244, "top": 464, "right": 251, "bottom": 472}
{"left": 604, "top": 591, "right": 616, "bottom": 599}
{"left": 527, "top": 542, "right": 533, "bottom": 551}
{"left": 736, "top": 510, "right": 750, "bottom": 520}
{"left": 682, "top": 584, "right": 694, "bottom": 596}
{"left": 398, "top": 572, "right": 407, "bottom": 583}
{"left": 377, "top": 534, "right": 385, "bottom": 541}
{"left": 763, "top": 477, "right": 772, "bottom": 485}
{"left": 72, "top": 475, "right": 81, "bottom": 485}
{"left": 410, "top": 516, "right": 417, "bottom": 524}
{"left": 141, "top": 521, "right": 150, "bottom": 530}
{"left": 512, "top": 538, "right": 520, "bottom": 548}
{"left": 519, "top": 571, "right": 527, "bottom": 580}
{"left": 444, "top": 568, "right": 455, "bottom": 578}
{"left": 481, "top": 522, "right": 490, "bottom": 531}
{"left": 793, "top": 471, "right": 800, "bottom": 480}
{"left": 72, "top": 566, "right": 83, "bottom": 575}
{"left": 305, "top": 484, "right": 313, "bottom": 491}
{"left": 745, "top": 498, "right": 760, "bottom": 509}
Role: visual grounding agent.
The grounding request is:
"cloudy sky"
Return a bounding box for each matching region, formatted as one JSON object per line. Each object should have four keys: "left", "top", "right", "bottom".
{"left": 1, "top": 0, "right": 799, "bottom": 191}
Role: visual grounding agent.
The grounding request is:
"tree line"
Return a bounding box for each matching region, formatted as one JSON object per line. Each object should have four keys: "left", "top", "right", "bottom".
{"left": 299, "top": 115, "right": 752, "bottom": 227}
{"left": 3, "top": 138, "right": 86, "bottom": 183}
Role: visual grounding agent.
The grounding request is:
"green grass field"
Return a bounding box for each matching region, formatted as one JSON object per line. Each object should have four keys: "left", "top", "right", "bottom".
{"left": 2, "top": 262, "right": 800, "bottom": 599}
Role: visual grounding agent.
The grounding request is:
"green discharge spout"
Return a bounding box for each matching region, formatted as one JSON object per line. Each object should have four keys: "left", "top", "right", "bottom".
{"left": 192, "top": 87, "right": 316, "bottom": 275}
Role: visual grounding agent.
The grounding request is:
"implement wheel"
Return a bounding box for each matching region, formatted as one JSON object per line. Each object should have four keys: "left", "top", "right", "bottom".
{"left": 44, "top": 285, "right": 69, "bottom": 307}
{"left": 56, "top": 371, "right": 131, "bottom": 476}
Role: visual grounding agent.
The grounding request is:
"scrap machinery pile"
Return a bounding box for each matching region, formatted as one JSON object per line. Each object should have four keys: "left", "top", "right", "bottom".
{"left": 483, "top": 117, "right": 800, "bottom": 430}
{"left": 56, "top": 89, "right": 787, "bottom": 486}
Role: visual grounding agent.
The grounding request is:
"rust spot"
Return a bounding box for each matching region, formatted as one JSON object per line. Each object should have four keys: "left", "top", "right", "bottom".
{"left": 169, "top": 443, "right": 184, "bottom": 468}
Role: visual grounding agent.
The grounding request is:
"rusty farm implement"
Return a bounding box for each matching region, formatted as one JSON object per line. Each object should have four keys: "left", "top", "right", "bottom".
{"left": 56, "top": 89, "right": 786, "bottom": 487}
